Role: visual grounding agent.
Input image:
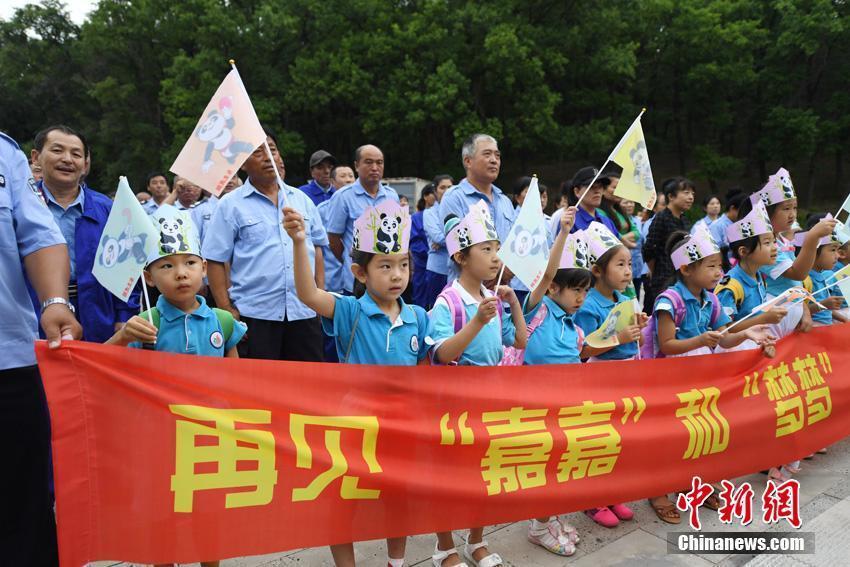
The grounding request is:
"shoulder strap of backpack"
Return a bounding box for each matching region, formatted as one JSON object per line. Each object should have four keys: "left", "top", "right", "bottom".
{"left": 715, "top": 276, "right": 745, "bottom": 308}
{"left": 343, "top": 303, "right": 362, "bottom": 364}
{"left": 438, "top": 287, "right": 467, "bottom": 333}
{"left": 803, "top": 275, "right": 813, "bottom": 293}
{"left": 707, "top": 292, "right": 722, "bottom": 327}
{"left": 527, "top": 302, "right": 548, "bottom": 336}
{"left": 211, "top": 308, "right": 235, "bottom": 342}
{"left": 140, "top": 307, "right": 160, "bottom": 329}
{"left": 657, "top": 289, "right": 686, "bottom": 327}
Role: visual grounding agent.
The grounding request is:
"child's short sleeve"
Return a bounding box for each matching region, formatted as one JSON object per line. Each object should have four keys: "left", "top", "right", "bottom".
{"left": 716, "top": 288, "right": 739, "bottom": 320}
{"left": 321, "top": 294, "right": 357, "bottom": 338}
{"left": 224, "top": 320, "right": 248, "bottom": 352}
{"left": 573, "top": 305, "right": 602, "bottom": 337}
{"left": 500, "top": 305, "right": 516, "bottom": 347}
{"left": 411, "top": 305, "right": 436, "bottom": 362}
{"left": 429, "top": 300, "right": 455, "bottom": 348}
{"left": 654, "top": 295, "right": 675, "bottom": 316}
{"left": 759, "top": 251, "right": 795, "bottom": 281}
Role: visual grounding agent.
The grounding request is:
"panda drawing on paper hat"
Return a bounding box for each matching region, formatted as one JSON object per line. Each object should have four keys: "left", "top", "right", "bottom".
{"left": 158, "top": 214, "right": 190, "bottom": 255}
{"left": 196, "top": 95, "right": 258, "bottom": 174}
{"left": 685, "top": 242, "right": 701, "bottom": 263}
{"left": 147, "top": 205, "right": 202, "bottom": 266}
{"left": 376, "top": 211, "right": 403, "bottom": 254}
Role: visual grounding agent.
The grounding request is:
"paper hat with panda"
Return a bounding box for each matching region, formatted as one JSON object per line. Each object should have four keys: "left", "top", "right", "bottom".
{"left": 147, "top": 204, "right": 202, "bottom": 266}
{"left": 445, "top": 199, "right": 500, "bottom": 257}
{"left": 584, "top": 222, "right": 623, "bottom": 264}
{"left": 792, "top": 214, "right": 845, "bottom": 248}
{"left": 352, "top": 200, "right": 411, "bottom": 255}
{"left": 559, "top": 230, "right": 592, "bottom": 270}
{"left": 726, "top": 199, "right": 773, "bottom": 243}
{"left": 671, "top": 223, "right": 721, "bottom": 270}
{"left": 753, "top": 167, "right": 796, "bottom": 207}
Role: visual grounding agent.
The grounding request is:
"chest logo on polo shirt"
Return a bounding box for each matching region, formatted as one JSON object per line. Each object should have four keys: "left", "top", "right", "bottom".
{"left": 210, "top": 331, "right": 224, "bottom": 349}
{"left": 410, "top": 335, "right": 419, "bottom": 353}
{"left": 0, "top": 174, "right": 5, "bottom": 187}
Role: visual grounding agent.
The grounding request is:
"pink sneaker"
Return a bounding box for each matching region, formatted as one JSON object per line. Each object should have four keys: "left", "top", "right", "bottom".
{"left": 585, "top": 507, "right": 619, "bottom": 528}
{"left": 609, "top": 503, "right": 633, "bottom": 521}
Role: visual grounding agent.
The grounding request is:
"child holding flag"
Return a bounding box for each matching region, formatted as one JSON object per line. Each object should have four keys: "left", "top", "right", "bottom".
{"left": 801, "top": 222, "right": 847, "bottom": 326}
{"left": 429, "top": 201, "right": 528, "bottom": 567}
{"left": 283, "top": 200, "right": 433, "bottom": 567}
{"left": 518, "top": 206, "right": 585, "bottom": 556}
{"left": 106, "top": 206, "right": 246, "bottom": 567}
{"left": 750, "top": 169, "right": 836, "bottom": 337}
{"left": 714, "top": 199, "right": 788, "bottom": 354}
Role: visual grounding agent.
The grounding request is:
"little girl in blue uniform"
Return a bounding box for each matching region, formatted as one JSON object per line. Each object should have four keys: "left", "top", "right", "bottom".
{"left": 573, "top": 221, "right": 646, "bottom": 528}
{"left": 107, "top": 206, "right": 246, "bottom": 567}
{"left": 648, "top": 225, "right": 776, "bottom": 524}
{"left": 803, "top": 228, "right": 847, "bottom": 327}
{"left": 714, "top": 198, "right": 788, "bottom": 355}
{"left": 519, "top": 207, "right": 585, "bottom": 556}
{"left": 284, "top": 201, "right": 433, "bottom": 567}
{"left": 752, "top": 168, "right": 836, "bottom": 337}
{"left": 430, "top": 200, "right": 528, "bottom": 567}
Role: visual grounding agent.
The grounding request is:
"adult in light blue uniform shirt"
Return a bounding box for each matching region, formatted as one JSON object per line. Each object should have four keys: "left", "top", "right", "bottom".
{"left": 141, "top": 171, "right": 170, "bottom": 214}
{"left": 27, "top": 125, "right": 140, "bottom": 343}
{"left": 323, "top": 294, "right": 434, "bottom": 364}
{"left": 430, "top": 280, "right": 516, "bottom": 365}
{"left": 574, "top": 288, "right": 638, "bottom": 360}
{"left": 439, "top": 134, "right": 514, "bottom": 282}
{"left": 1, "top": 131, "right": 81, "bottom": 566}
{"left": 326, "top": 144, "right": 399, "bottom": 293}
{"left": 203, "top": 131, "right": 328, "bottom": 362}
{"left": 423, "top": 174, "right": 454, "bottom": 308}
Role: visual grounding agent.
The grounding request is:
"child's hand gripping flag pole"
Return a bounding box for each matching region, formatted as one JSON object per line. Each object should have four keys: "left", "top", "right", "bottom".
{"left": 92, "top": 177, "right": 160, "bottom": 317}
{"left": 169, "top": 60, "right": 267, "bottom": 199}
{"left": 497, "top": 176, "right": 549, "bottom": 290}
{"left": 575, "top": 109, "right": 652, "bottom": 209}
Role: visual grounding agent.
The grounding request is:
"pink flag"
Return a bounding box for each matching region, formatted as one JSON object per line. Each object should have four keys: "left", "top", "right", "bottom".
{"left": 170, "top": 69, "right": 266, "bottom": 196}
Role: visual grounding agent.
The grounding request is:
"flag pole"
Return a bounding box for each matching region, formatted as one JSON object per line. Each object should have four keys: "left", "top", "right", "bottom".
{"left": 229, "top": 59, "right": 288, "bottom": 207}
{"left": 575, "top": 108, "right": 647, "bottom": 210}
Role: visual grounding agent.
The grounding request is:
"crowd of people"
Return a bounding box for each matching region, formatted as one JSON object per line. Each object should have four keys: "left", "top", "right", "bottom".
{"left": 2, "top": 124, "right": 849, "bottom": 567}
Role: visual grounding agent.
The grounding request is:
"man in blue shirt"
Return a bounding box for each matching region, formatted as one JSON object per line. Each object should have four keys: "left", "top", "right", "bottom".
{"left": 423, "top": 174, "right": 454, "bottom": 308}
{"left": 299, "top": 149, "right": 337, "bottom": 206}
{"left": 439, "top": 134, "right": 515, "bottom": 282}
{"left": 203, "top": 130, "right": 329, "bottom": 361}
{"left": 28, "top": 125, "right": 140, "bottom": 343}
{"left": 141, "top": 171, "right": 170, "bottom": 214}
{"left": 326, "top": 144, "right": 399, "bottom": 293}
{"left": 1, "top": 130, "right": 82, "bottom": 566}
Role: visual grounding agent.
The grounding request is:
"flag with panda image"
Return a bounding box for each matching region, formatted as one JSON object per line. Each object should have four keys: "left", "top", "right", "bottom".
{"left": 497, "top": 176, "right": 549, "bottom": 290}
{"left": 93, "top": 177, "right": 160, "bottom": 301}
{"left": 170, "top": 68, "right": 266, "bottom": 196}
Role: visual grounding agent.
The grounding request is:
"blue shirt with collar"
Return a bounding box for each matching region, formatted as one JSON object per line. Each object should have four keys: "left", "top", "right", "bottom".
{"left": 191, "top": 196, "right": 218, "bottom": 245}
{"left": 325, "top": 179, "right": 399, "bottom": 292}
{"left": 317, "top": 199, "right": 343, "bottom": 293}
{"left": 26, "top": 180, "right": 140, "bottom": 343}
{"left": 322, "top": 293, "right": 434, "bottom": 364}
{"left": 438, "top": 178, "right": 514, "bottom": 281}
{"left": 548, "top": 206, "right": 619, "bottom": 241}
{"left": 423, "top": 204, "right": 449, "bottom": 275}
{"left": 129, "top": 295, "right": 247, "bottom": 355}
{"left": 709, "top": 214, "right": 734, "bottom": 250}
{"left": 201, "top": 179, "right": 328, "bottom": 322}
{"left": 654, "top": 280, "right": 731, "bottom": 340}
{"left": 430, "top": 279, "right": 516, "bottom": 366}
{"left": 574, "top": 288, "right": 638, "bottom": 360}
{"left": 0, "top": 132, "right": 67, "bottom": 370}
{"left": 758, "top": 235, "right": 800, "bottom": 298}
{"left": 299, "top": 179, "right": 335, "bottom": 206}
{"left": 522, "top": 295, "right": 583, "bottom": 365}
{"left": 717, "top": 264, "right": 767, "bottom": 321}
{"left": 142, "top": 198, "right": 160, "bottom": 215}
{"left": 809, "top": 269, "right": 834, "bottom": 325}
{"left": 41, "top": 184, "right": 84, "bottom": 280}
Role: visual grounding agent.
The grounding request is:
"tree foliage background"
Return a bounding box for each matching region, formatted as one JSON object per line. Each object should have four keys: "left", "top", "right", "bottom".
{"left": 2, "top": 0, "right": 849, "bottom": 207}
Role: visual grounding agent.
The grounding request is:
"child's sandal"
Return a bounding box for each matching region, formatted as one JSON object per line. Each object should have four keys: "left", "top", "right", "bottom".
{"left": 527, "top": 519, "right": 576, "bottom": 556}
{"left": 432, "top": 541, "right": 468, "bottom": 567}
{"left": 463, "top": 537, "right": 503, "bottom": 567}
{"left": 555, "top": 517, "right": 580, "bottom": 544}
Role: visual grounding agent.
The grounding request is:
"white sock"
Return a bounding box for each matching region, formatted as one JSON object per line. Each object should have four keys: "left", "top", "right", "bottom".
{"left": 388, "top": 558, "right": 405, "bottom": 567}
{"left": 530, "top": 518, "right": 550, "bottom": 532}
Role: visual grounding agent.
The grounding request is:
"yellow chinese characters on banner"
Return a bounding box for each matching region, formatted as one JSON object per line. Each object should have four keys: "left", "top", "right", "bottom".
{"left": 169, "top": 405, "right": 278, "bottom": 513}
{"left": 675, "top": 387, "right": 730, "bottom": 460}
{"left": 742, "top": 351, "right": 833, "bottom": 437}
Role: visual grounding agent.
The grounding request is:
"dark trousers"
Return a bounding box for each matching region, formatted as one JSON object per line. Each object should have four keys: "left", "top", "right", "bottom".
{"left": 0, "top": 365, "right": 58, "bottom": 566}
{"left": 237, "top": 316, "right": 325, "bottom": 362}
{"left": 423, "top": 270, "right": 448, "bottom": 311}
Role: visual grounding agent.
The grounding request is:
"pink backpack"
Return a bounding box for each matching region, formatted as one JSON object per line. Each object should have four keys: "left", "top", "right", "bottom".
{"left": 639, "top": 288, "right": 722, "bottom": 359}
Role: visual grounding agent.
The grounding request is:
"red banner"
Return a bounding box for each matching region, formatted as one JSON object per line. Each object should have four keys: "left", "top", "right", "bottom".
{"left": 37, "top": 326, "right": 849, "bottom": 566}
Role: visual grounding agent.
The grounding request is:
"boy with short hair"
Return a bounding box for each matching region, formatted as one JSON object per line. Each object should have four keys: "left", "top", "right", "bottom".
{"left": 107, "top": 205, "right": 246, "bottom": 360}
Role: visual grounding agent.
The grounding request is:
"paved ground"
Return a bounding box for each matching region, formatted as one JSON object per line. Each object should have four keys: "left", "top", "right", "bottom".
{"left": 98, "top": 437, "right": 850, "bottom": 567}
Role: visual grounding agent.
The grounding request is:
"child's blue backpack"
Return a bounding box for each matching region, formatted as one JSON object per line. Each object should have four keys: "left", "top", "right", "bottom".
{"left": 639, "top": 289, "right": 721, "bottom": 359}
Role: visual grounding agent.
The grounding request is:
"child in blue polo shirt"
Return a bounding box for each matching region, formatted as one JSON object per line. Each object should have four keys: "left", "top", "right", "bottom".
{"left": 572, "top": 221, "right": 646, "bottom": 528}
{"left": 106, "top": 206, "right": 244, "bottom": 567}
{"left": 714, "top": 198, "right": 788, "bottom": 355}
{"left": 751, "top": 169, "right": 836, "bottom": 337}
{"left": 283, "top": 201, "right": 432, "bottom": 567}
{"left": 806, "top": 232, "right": 847, "bottom": 326}
{"left": 519, "top": 207, "right": 585, "bottom": 556}
{"left": 107, "top": 205, "right": 245, "bottom": 360}
{"left": 429, "top": 200, "right": 528, "bottom": 567}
